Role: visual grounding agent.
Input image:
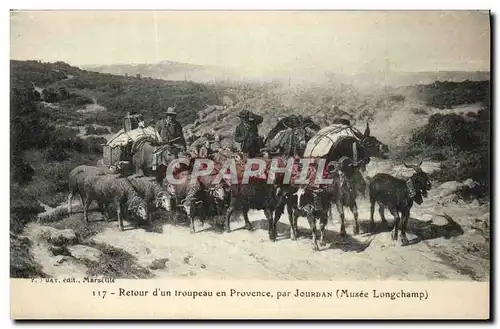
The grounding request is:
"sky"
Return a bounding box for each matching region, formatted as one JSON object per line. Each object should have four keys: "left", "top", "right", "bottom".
{"left": 10, "top": 10, "right": 491, "bottom": 76}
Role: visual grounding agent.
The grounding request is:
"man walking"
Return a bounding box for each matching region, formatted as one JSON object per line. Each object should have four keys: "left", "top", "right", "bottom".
{"left": 234, "top": 110, "right": 263, "bottom": 157}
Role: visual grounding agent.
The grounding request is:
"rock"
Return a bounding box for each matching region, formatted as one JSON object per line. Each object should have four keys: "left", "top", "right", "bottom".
{"left": 420, "top": 161, "right": 441, "bottom": 175}
{"left": 463, "top": 178, "right": 480, "bottom": 189}
{"left": 419, "top": 214, "right": 434, "bottom": 223}
{"left": 38, "top": 226, "right": 78, "bottom": 246}
{"left": 437, "top": 181, "right": 464, "bottom": 198}
{"left": 469, "top": 199, "right": 480, "bottom": 209}
{"left": 468, "top": 234, "right": 487, "bottom": 246}
{"left": 53, "top": 255, "right": 70, "bottom": 266}
{"left": 67, "top": 245, "right": 103, "bottom": 263}
{"left": 479, "top": 212, "right": 490, "bottom": 223}
{"left": 148, "top": 258, "right": 169, "bottom": 270}
{"left": 50, "top": 245, "right": 71, "bottom": 257}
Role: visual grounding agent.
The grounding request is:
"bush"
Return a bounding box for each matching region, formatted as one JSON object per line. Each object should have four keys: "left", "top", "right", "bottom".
{"left": 406, "top": 108, "right": 490, "bottom": 197}
{"left": 416, "top": 80, "right": 490, "bottom": 109}
{"left": 389, "top": 94, "right": 405, "bottom": 102}
{"left": 85, "top": 125, "right": 110, "bottom": 135}
{"left": 68, "top": 93, "right": 94, "bottom": 106}
{"left": 10, "top": 183, "right": 44, "bottom": 234}
{"left": 11, "top": 156, "right": 35, "bottom": 184}
{"left": 81, "top": 136, "right": 106, "bottom": 154}
{"left": 10, "top": 234, "right": 48, "bottom": 278}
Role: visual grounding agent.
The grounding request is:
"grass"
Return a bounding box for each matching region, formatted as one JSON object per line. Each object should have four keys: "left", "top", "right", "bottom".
{"left": 83, "top": 242, "right": 155, "bottom": 279}
{"left": 10, "top": 233, "right": 48, "bottom": 278}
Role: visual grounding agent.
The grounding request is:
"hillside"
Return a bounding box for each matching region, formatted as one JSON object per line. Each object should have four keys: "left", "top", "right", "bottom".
{"left": 10, "top": 60, "right": 490, "bottom": 282}
{"left": 11, "top": 60, "right": 221, "bottom": 129}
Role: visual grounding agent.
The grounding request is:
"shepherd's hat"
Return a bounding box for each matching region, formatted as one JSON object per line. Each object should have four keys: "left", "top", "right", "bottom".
{"left": 165, "top": 107, "right": 177, "bottom": 116}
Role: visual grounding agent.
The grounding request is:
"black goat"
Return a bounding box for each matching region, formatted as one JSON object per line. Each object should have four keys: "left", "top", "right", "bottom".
{"left": 274, "top": 157, "right": 365, "bottom": 251}
{"left": 367, "top": 159, "right": 432, "bottom": 246}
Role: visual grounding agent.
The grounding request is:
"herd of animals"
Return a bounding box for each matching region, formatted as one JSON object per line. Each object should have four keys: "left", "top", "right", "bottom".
{"left": 67, "top": 116, "right": 433, "bottom": 251}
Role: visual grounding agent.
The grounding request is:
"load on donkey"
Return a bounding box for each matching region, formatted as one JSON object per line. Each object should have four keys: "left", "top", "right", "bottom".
{"left": 264, "top": 114, "right": 321, "bottom": 157}
{"left": 303, "top": 119, "right": 389, "bottom": 171}
{"left": 101, "top": 108, "right": 187, "bottom": 183}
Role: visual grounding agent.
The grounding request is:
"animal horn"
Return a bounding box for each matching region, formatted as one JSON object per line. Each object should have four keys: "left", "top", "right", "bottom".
{"left": 438, "top": 212, "right": 454, "bottom": 224}
{"left": 403, "top": 160, "right": 422, "bottom": 172}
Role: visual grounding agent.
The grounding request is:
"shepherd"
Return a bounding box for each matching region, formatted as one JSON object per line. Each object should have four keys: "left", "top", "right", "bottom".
{"left": 234, "top": 110, "right": 264, "bottom": 157}
{"left": 153, "top": 107, "right": 187, "bottom": 167}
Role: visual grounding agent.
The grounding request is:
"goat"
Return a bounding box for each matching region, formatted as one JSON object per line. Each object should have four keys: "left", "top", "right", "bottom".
{"left": 279, "top": 157, "right": 365, "bottom": 251}
{"left": 367, "top": 159, "right": 432, "bottom": 246}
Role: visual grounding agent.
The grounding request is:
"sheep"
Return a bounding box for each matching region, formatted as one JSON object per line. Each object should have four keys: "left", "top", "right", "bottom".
{"left": 127, "top": 176, "right": 172, "bottom": 227}
{"left": 83, "top": 175, "right": 148, "bottom": 231}
{"left": 163, "top": 174, "right": 207, "bottom": 234}
{"left": 67, "top": 165, "right": 109, "bottom": 215}
{"left": 68, "top": 165, "right": 148, "bottom": 230}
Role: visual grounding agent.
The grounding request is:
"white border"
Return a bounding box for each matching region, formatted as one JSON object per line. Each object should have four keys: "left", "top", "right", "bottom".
{"left": 2, "top": 1, "right": 497, "bottom": 327}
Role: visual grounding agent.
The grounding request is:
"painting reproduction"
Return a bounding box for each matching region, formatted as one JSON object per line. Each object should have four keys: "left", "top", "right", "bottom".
{"left": 10, "top": 10, "right": 491, "bottom": 319}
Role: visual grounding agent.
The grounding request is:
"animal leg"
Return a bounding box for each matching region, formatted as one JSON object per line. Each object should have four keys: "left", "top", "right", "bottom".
{"left": 369, "top": 200, "right": 376, "bottom": 231}
{"left": 189, "top": 214, "right": 196, "bottom": 234}
{"left": 117, "top": 203, "right": 124, "bottom": 231}
{"left": 378, "top": 202, "right": 388, "bottom": 225}
{"left": 67, "top": 192, "right": 73, "bottom": 215}
{"left": 390, "top": 209, "right": 400, "bottom": 241}
{"left": 319, "top": 213, "right": 328, "bottom": 247}
{"left": 350, "top": 202, "right": 360, "bottom": 235}
{"left": 400, "top": 209, "right": 410, "bottom": 246}
{"left": 242, "top": 207, "right": 253, "bottom": 231}
{"left": 147, "top": 204, "right": 153, "bottom": 228}
{"left": 336, "top": 202, "right": 346, "bottom": 237}
{"left": 135, "top": 164, "right": 144, "bottom": 178}
{"left": 97, "top": 202, "right": 109, "bottom": 221}
{"left": 286, "top": 203, "right": 298, "bottom": 241}
{"left": 265, "top": 208, "right": 276, "bottom": 241}
{"left": 328, "top": 205, "right": 334, "bottom": 224}
{"left": 307, "top": 213, "right": 319, "bottom": 251}
{"left": 225, "top": 206, "right": 234, "bottom": 233}
{"left": 83, "top": 195, "right": 92, "bottom": 223}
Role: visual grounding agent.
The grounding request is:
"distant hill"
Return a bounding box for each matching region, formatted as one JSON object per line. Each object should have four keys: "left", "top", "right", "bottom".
{"left": 82, "top": 60, "right": 241, "bottom": 84}
{"left": 382, "top": 71, "right": 491, "bottom": 87}
{"left": 83, "top": 60, "right": 490, "bottom": 88}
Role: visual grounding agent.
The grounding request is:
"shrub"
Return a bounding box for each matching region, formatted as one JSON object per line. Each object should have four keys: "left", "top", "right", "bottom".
{"left": 10, "top": 183, "right": 44, "bottom": 234}
{"left": 416, "top": 80, "right": 490, "bottom": 109}
{"left": 406, "top": 108, "right": 490, "bottom": 198}
{"left": 389, "top": 94, "right": 405, "bottom": 102}
{"left": 11, "top": 156, "right": 35, "bottom": 184}
{"left": 85, "top": 125, "right": 110, "bottom": 135}
{"left": 10, "top": 234, "right": 48, "bottom": 278}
